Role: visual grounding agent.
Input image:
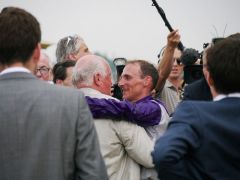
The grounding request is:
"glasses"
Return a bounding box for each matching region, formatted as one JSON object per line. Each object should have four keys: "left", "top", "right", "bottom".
{"left": 174, "top": 58, "right": 182, "bottom": 65}
{"left": 36, "top": 66, "right": 50, "bottom": 76}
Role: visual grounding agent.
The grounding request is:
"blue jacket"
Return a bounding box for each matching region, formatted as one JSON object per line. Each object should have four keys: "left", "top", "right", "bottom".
{"left": 183, "top": 78, "right": 212, "bottom": 101}
{"left": 152, "top": 97, "right": 240, "bottom": 180}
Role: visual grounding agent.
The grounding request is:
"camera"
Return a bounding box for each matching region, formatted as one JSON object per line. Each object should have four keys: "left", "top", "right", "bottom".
{"left": 183, "top": 64, "right": 203, "bottom": 84}
{"left": 112, "top": 58, "right": 127, "bottom": 100}
{"left": 181, "top": 48, "right": 203, "bottom": 84}
{"left": 182, "top": 37, "right": 225, "bottom": 84}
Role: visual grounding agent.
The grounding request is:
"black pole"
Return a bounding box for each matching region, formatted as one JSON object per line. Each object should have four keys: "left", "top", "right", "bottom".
{"left": 152, "top": 0, "right": 184, "bottom": 51}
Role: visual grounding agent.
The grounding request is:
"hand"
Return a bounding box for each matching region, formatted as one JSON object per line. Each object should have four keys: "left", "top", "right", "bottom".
{"left": 167, "top": 29, "right": 181, "bottom": 49}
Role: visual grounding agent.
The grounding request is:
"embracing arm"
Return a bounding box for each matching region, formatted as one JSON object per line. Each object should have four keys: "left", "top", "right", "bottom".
{"left": 86, "top": 96, "right": 162, "bottom": 127}
{"left": 118, "top": 122, "right": 154, "bottom": 168}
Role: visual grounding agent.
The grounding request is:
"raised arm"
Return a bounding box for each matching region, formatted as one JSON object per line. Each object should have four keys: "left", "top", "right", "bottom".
{"left": 86, "top": 96, "right": 162, "bottom": 127}
{"left": 155, "top": 30, "right": 181, "bottom": 92}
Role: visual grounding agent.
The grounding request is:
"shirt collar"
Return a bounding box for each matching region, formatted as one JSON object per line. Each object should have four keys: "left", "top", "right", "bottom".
{"left": 0, "top": 67, "right": 31, "bottom": 76}
{"left": 214, "top": 93, "right": 240, "bottom": 101}
{"left": 165, "top": 80, "right": 174, "bottom": 88}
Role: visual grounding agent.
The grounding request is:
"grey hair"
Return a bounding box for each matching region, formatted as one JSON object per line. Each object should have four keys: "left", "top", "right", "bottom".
{"left": 41, "top": 51, "right": 55, "bottom": 68}
{"left": 72, "top": 58, "right": 108, "bottom": 86}
{"left": 56, "top": 34, "right": 85, "bottom": 63}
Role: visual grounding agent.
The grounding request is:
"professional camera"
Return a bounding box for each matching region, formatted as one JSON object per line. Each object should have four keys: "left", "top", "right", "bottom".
{"left": 182, "top": 37, "right": 225, "bottom": 84}
{"left": 181, "top": 48, "right": 203, "bottom": 84}
{"left": 112, "top": 57, "right": 127, "bottom": 100}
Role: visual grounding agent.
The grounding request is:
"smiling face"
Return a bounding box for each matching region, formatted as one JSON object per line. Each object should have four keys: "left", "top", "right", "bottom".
{"left": 118, "top": 63, "right": 146, "bottom": 102}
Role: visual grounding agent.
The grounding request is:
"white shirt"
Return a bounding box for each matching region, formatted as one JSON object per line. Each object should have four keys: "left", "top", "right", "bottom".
{"left": 0, "top": 67, "right": 30, "bottom": 75}
{"left": 214, "top": 93, "right": 240, "bottom": 101}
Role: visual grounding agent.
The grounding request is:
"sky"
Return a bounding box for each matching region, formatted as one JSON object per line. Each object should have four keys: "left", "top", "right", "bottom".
{"left": 1, "top": 0, "right": 240, "bottom": 64}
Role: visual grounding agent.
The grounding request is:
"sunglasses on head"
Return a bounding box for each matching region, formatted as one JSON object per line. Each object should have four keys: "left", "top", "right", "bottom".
{"left": 65, "top": 36, "right": 73, "bottom": 47}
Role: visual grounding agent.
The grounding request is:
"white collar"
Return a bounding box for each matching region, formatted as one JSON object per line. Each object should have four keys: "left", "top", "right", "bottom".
{"left": 80, "top": 87, "right": 117, "bottom": 100}
{"left": 214, "top": 93, "right": 240, "bottom": 101}
{"left": 0, "top": 67, "right": 31, "bottom": 75}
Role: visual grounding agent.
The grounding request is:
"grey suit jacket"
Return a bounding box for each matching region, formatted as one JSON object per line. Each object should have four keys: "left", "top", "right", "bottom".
{"left": 0, "top": 72, "right": 108, "bottom": 180}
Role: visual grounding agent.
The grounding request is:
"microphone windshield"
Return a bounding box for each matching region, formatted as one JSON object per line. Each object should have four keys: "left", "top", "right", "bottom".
{"left": 180, "top": 48, "right": 200, "bottom": 65}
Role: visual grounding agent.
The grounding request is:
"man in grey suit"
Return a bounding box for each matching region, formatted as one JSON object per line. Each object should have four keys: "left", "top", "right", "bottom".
{"left": 0, "top": 7, "right": 108, "bottom": 180}
{"left": 72, "top": 54, "right": 154, "bottom": 180}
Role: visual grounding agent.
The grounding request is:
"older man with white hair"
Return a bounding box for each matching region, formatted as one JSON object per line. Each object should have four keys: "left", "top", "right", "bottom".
{"left": 72, "top": 54, "right": 154, "bottom": 180}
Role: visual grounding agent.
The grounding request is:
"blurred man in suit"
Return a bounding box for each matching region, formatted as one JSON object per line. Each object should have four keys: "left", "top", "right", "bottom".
{"left": 183, "top": 77, "right": 212, "bottom": 101}
{"left": 0, "top": 7, "right": 108, "bottom": 180}
{"left": 152, "top": 37, "right": 240, "bottom": 180}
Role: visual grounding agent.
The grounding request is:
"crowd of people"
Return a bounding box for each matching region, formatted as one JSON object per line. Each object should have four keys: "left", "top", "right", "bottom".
{"left": 1, "top": 6, "right": 240, "bottom": 180}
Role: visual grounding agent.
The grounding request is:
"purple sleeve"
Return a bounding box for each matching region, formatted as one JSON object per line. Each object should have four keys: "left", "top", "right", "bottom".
{"left": 86, "top": 96, "right": 161, "bottom": 127}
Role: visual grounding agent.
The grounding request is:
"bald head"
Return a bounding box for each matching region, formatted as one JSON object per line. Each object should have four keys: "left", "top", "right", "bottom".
{"left": 72, "top": 55, "right": 113, "bottom": 95}
{"left": 75, "top": 54, "right": 108, "bottom": 72}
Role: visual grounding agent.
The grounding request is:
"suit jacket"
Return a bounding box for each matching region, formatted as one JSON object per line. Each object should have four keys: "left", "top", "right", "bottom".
{"left": 0, "top": 72, "right": 108, "bottom": 180}
{"left": 183, "top": 78, "right": 212, "bottom": 101}
{"left": 80, "top": 88, "right": 154, "bottom": 180}
{"left": 152, "top": 98, "right": 240, "bottom": 180}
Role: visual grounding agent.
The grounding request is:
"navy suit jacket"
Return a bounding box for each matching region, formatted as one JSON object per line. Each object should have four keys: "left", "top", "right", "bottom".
{"left": 183, "top": 78, "right": 212, "bottom": 101}
{"left": 152, "top": 97, "right": 240, "bottom": 180}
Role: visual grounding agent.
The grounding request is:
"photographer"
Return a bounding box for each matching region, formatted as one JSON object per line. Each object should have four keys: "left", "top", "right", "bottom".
{"left": 155, "top": 30, "right": 184, "bottom": 116}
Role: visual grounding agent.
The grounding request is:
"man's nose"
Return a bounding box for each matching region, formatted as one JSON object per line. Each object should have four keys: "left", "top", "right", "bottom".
{"left": 173, "top": 59, "right": 178, "bottom": 65}
{"left": 36, "top": 70, "right": 41, "bottom": 77}
{"left": 118, "top": 78, "right": 123, "bottom": 87}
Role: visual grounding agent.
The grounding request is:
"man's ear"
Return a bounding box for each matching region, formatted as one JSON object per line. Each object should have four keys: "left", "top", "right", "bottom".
{"left": 144, "top": 76, "right": 152, "bottom": 87}
{"left": 205, "top": 68, "right": 218, "bottom": 97}
{"left": 94, "top": 73, "right": 102, "bottom": 86}
{"left": 32, "top": 43, "right": 41, "bottom": 64}
{"left": 205, "top": 70, "right": 214, "bottom": 88}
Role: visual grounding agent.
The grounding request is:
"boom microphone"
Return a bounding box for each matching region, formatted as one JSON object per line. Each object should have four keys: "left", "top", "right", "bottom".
{"left": 152, "top": 0, "right": 184, "bottom": 51}
{"left": 180, "top": 48, "right": 200, "bottom": 65}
